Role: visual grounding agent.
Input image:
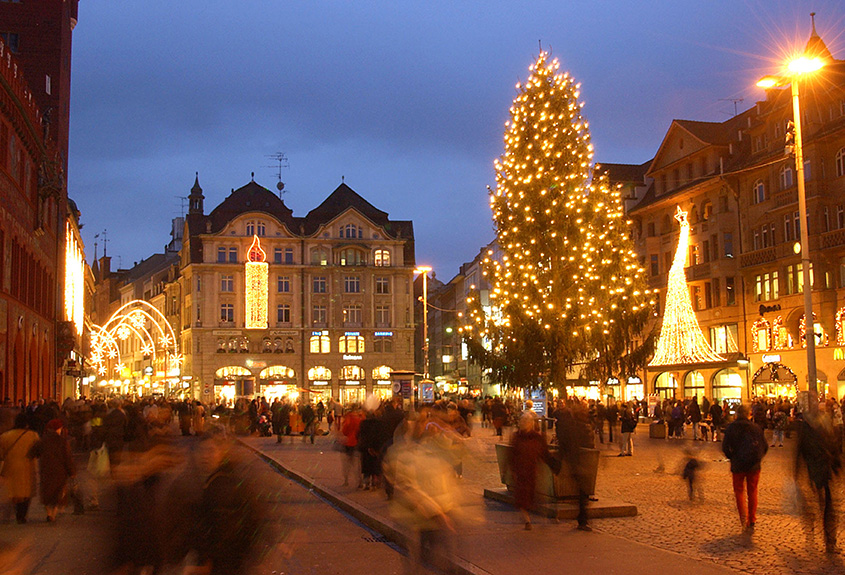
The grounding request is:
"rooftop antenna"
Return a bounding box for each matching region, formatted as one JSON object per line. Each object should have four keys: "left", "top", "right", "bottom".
{"left": 719, "top": 98, "right": 744, "bottom": 117}
{"left": 264, "top": 152, "right": 289, "bottom": 198}
{"left": 176, "top": 196, "right": 188, "bottom": 217}
{"left": 100, "top": 229, "right": 109, "bottom": 257}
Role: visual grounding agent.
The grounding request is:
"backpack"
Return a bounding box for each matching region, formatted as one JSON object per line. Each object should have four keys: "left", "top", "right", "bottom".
{"left": 730, "top": 424, "right": 763, "bottom": 469}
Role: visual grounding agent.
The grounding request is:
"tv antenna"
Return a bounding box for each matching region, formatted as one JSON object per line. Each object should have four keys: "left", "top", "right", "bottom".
{"left": 176, "top": 196, "right": 188, "bottom": 217}
{"left": 719, "top": 98, "right": 744, "bottom": 117}
{"left": 265, "top": 152, "right": 290, "bottom": 198}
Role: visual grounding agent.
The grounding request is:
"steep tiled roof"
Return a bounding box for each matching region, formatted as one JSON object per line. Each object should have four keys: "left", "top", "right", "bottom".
{"left": 674, "top": 120, "right": 734, "bottom": 146}
{"left": 599, "top": 160, "right": 652, "bottom": 183}
{"left": 207, "top": 181, "right": 295, "bottom": 233}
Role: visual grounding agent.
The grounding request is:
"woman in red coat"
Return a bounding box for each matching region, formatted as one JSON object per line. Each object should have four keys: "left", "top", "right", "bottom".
{"left": 510, "top": 414, "right": 554, "bottom": 530}
{"left": 39, "top": 419, "right": 75, "bottom": 522}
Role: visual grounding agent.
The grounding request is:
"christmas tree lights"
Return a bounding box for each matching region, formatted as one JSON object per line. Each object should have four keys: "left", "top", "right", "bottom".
{"left": 245, "top": 235, "right": 269, "bottom": 330}
{"left": 649, "top": 207, "right": 723, "bottom": 366}
{"left": 462, "top": 51, "right": 652, "bottom": 386}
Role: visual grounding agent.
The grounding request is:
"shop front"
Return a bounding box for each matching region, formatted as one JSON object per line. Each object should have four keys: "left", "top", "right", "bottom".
{"left": 624, "top": 376, "right": 643, "bottom": 402}
{"left": 653, "top": 372, "right": 678, "bottom": 399}
{"left": 372, "top": 365, "right": 394, "bottom": 401}
{"left": 605, "top": 378, "right": 621, "bottom": 402}
{"left": 751, "top": 362, "right": 798, "bottom": 399}
{"left": 214, "top": 366, "right": 254, "bottom": 405}
{"left": 566, "top": 380, "right": 600, "bottom": 400}
{"left": 683, "top": 370, "right": 705, "bottom": 401}
{"left": 340, "top": 365, "right": 365, "bottom": 405}
{"left": 308, "top": 366, "right": 332, "bottom": 400}
{"left": 712, "top": 368, "right": 744, "bottom": 405}
{"left": 258, "top": 365, "right": 298, "bottom": 402}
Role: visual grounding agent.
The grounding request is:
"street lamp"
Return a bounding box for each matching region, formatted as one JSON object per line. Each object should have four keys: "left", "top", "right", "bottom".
{"left": 757, "top": 54, "right": 825, "bottom": 400}
{"left": 415, "top": 266, "right": 432, "bottom": 379}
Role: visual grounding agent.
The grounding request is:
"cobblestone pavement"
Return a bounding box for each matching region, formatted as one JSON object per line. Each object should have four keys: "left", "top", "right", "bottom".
{"left": 464, "top": 424, "right": 845, "bottom": 575}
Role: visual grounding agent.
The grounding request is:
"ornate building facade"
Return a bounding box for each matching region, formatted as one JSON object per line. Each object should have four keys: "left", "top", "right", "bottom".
{"left": 179, "top": 178, "right": 416, "bottom": 404}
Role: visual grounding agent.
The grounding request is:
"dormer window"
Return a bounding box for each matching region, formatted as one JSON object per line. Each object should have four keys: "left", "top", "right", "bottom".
{"left": 340, "top": 223, "right": 362, "bottom": 239}
{"left": 246, "top": 221, "right": 266, "bottom": 236}
{"left": 340, "top": 248, "right": 366, "bottom": 266}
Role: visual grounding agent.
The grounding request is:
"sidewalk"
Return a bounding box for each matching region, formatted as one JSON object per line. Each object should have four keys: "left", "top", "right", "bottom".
{"left": 241, "top": 431, "right": 741, "bottom": 575}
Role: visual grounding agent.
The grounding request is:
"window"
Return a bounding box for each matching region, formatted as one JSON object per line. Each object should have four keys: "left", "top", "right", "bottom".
{"left": 311, "top": 248, "right": 329, "bottom": 266}
{"left": 339, "top": 334, "right": 365, "bottom": 353}
{"left": 276, "top": 304, "right": 291, "bottom": 324}
{"left": 726, "top": 277, "right": 736, "bottom": 306}
{"left": 803, "top": 159, "right": 811, "bottom": 181}
{"left": 375, "top": 304, "right": 391, "bottom": 326}
{"left": 274, "top": 248, "right": 282, "bottom": 264}
{"left": 647, "top": 222, "right": 656, "bottom": 237}
{"left": 710, "top": 324, "right": 739, "bottom": 354}
{"left": 245, "top": 221, "right": 265, "bottom": 236}
{"left": 220, "top": 275, "right": 234, "bottom": 292}
{"left": 341, "top": 223, "right": 362, "bottom": 239}
{"left": 228, "top": 247, "right": 238, "bottom": 263}
{"left": 277, "top": 276, "right": 290, "bottom": 293}
{"left": 689, "top": 244, "right": 700, "bottom": 266}
{"left": 312, "top": 305, "right": 327, "bottom": 325}
{"left": 753, "top": 180, "right": 765, "bottom": 204}
{"left": 0, "top": 32, "right": 19, "bottom": 54}
{"left": 246, "top": 222, "right": 255, "bottom": 236}
{"left": 343, "top": 303, "right": 363, "bottom": 326}
{"left": 650, "top": 254, "right": 658, "bottom": 276}
{"left": 310, "top": 333, "right": 330, "bottom": 353}
{"left": 220, "top": 303, "right": 234, "bottom": 322}
{"left": 691, "top": 285, "right": 702, "bottom": 310}
{"left": 712, "top": 278, "right": 720, "bottom": 307}
{"left": 780, "top": 165, "right": 793, "bottom": 189}
{"left": 374, "top": 336, "right": 393, "bottom": 353}
{"left": 754, "top": 273, "right": 777, "bottom": 302}
{"left": 838, "top": 205, "right": 845, "bottom": 229}
{"left": 375, "top": 277, "right": 390, "bottom": 294}
{"left": 196, "top": 276, "right": 202, "bottom": 292}
{"left": 340, "top": 248, "right": 365, "bottom": 266}
{"left": 284, "top": 248, "right": 294, "bottom": 264}
{"left": 753, "top": 229, "right": 760, "bottom": 251}
{"left": 217, "top": 247, "right": 227, "bottom": 263}
{"left": 344, "top": 276, "right": 361, "bottom": 293}
{"left": 374, "top": 249, "right": 391, "bottom": 267}
{"left": 723, "top": 232, "right": 733, "bottom": 258}
{"left": 45, "top": 75, "right": 51, "bottom": 96}
{"left": 312, "top": 276, "right": 327, "bottom": 293}
{"left": 786, "top": 263, "right": 812, "bottom": 294}
{"left": 823, "top": 207, "right": 830, "bottom": 233}
{"left": 341, "top": 365, "right": 365, "bottom": 380}
{"left": 836, "top": 148, "right": 845, "bottom": 178}
{"left": 196, "top": 304, "right": 201, "bottom": 322}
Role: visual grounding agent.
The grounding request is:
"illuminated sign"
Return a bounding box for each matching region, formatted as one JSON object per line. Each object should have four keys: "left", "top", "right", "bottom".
{"left": 245, "top": 235, "right": 268, "bottom": 329}
{"left": 627, "top": 377, "right": 642, "bottom": 384}
{"left": 374, "top": 331, "right": 393, "bottom": 337}
{"left": 761, "top": 354, "right": 781, "bottom": 363}
{"left": 344, "top": 331, "right": 361, "bottom": 336}
{"left": 343, "top": 354, "right": 363, "bottom": 360}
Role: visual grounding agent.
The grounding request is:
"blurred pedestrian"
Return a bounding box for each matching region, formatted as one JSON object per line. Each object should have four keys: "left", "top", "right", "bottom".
{"left": 38, "top": 419, "right": 76, "bottom": 522}
{"left": 192, "top": 400, "right": 206, "bottom": 436}
{"left": 681, "top": 447, "right": 703, "bottom": 502}
{"left": 795, "top": 405, "right": 842, "bottom": 554}
{"left": 510, "top": 412, "right": 557, "bottom": 530}
{"left": 341, "top": 405, "right": 362, "bottom": 487}
{"left": 619, "top": 404, "right": 636, "bottom": 456}
{"left": 491, "top": 397, "right": 508, "bottom": 437}
{"left": 300, "top": 401, "right": 317, "bottom": 444}
{"left": 0, "top": 414, "right": 40, "bottom": 523}
{"left": 722, "top": 404, "right": 768, "bottom": 535}
{"left": 554, "top": 400, "right": 594, "bottom": 531}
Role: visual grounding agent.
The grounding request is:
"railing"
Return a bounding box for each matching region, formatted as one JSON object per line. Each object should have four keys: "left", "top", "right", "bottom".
{"left": 740, "top": 246, "right": 777, "bottom": 268}
{"left": 685, "top": 262, "right": 711, "bottom": 281}
{"left": 822, "top": 228, "right": 845, "bottom": 249}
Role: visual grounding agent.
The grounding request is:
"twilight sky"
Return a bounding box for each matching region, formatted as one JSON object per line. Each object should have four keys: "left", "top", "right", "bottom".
{"left": 68, "top": 0, "right": 845, "bottom": 279}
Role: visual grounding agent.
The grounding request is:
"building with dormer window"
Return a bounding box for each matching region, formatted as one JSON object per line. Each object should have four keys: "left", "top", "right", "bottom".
{"left": 179, "top": 177, "right": 415, "bottom": 405}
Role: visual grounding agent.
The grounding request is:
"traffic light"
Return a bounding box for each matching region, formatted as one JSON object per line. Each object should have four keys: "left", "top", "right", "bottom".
{"left": 784, "top": 120, "right": 795, "bottom": 157}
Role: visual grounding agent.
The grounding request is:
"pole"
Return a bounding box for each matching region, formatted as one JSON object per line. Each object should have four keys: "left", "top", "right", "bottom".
{"left": 792, "top": 78, "right": 818, "bottom": 402}
{"left": 422, "top": 271, "right": 429, "bottom": 380}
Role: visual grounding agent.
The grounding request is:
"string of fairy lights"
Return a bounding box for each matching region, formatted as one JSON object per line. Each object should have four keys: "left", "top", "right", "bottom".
{"left": 649, "top": 207, "right": 724, "bottom": 366}
{"left": 461, "top": 51, "right": 651, "bottom": 365}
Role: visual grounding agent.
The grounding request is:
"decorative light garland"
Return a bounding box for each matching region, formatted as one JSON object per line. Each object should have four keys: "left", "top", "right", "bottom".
{"left": 649, "top": 207, "right": 724, "bottom": 366}
{"left": 245, "top": 235, "right": 269, "bottom": 330}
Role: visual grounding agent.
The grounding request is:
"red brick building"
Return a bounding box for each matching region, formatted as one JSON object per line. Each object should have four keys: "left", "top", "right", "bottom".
{"left": 0, "top": 1, "right": 79, "bottom": 402}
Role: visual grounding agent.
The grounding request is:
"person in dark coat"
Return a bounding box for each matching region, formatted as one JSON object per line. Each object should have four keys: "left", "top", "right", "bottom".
{"left": 709, "top": 401, "right": 723, "bottom": 442}
{"left": 688, "top": 398, "right": 702, "bottom": 440}
{"left": 510, "top": 413, "right": 555, "bottom": 530}
{"left": 491, "top": 398, "right": 508, "bottom": 437}
{"left": 605, "top": 401, "right": 618, "bottom": 443}
{"left": 38, "top": 419, "right": 76, "bottom": 522}
{"left": 358, "top": 410, "right": 387, "bottom": 490}
{"left": 554, "top": 400, "right": 593, "bottom": 531}
{"left": 795, "top": 406, "right": 842, "bottom": 554}
{"left": 722, "top": 404, "right": 768, "bottom": 535}
{"left": 299, "top": 402, "right": 316, "bottom": 444}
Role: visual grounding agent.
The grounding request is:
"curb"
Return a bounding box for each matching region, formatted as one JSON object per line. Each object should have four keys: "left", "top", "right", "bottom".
{"left": 240, "top": 441, "right": 492, "bottom": 575}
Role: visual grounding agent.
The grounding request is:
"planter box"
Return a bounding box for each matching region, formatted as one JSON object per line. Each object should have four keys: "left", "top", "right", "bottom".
{"left": 495, "top": 443, "right": 599, "bottom": 499}
{"left": 649, "top": 422, "right": 666, "bottom": 439}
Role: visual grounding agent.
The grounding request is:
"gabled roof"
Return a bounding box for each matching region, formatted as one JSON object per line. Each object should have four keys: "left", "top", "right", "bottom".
{"left": 207, "top": 181, "right": 295, "bottom": 233}
{"left": 599, "top": 160, "right": 652, "bottom": 184}
{"left": 304, "top": 183, "right": 388, "bottom": 231}
{"left": 673, "top": 120, "right": 734, "bottom": 146}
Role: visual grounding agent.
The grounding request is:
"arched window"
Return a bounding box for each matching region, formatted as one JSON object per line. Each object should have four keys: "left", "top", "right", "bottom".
{"left": 753, "top": 180, "right": 765, "bottom": 204}
{"left": 245, "top": 220, "right": 264, "bottom": 236}
{"left": 339, "top": 334, "right": 365, "bottom": 353}
{"left": 752, "top": 317, "right": 771, "bottom": 352}
{"left": 374, "top": 249, "right": 391, "bottom": 267}
{"left": 260, "top": 366, "right": 295, "bottom": 380}
{"left": 215, "top": 366, "right": 251, "bottom": 378}
{"left": 654, "top": 372, "right": 677, "bottom": 399}
{"left": 340, "top": 365, "right": 364, "bottom": 381}
{"left": 308, "top": 366, "right": 332, "bottom": 381}
{"left": 712, "top": 369, "right": 743, "bottom": 401}
{"left": 772, "top": 315, "right": 793, "bottom": 350}
{"left": 339, "top": 248, "right": 366, "bottom": 266}
{"left": 246, "top": 221, "right": 254, "bottom": 236}
{"left": 372, "top": 365, "right": 392, "bottom": 381}
{"left": 683, "top": 371, "right": 704, "bottom": 400}
{"left": 836, "top": 147, "right": 845, "bottom": 178}
{"left": 310, "top": 247, "right": 329, "bottom": 266}
{"left": 780, "top": 165, "right": 794, "bottom": 190}
{"left": 309, "top": 333, "right": 330, "bottom": 353}
{"left": 340, "top": 223, "right": 362, "bottom": 239}
{"left": 800, "top": 313, "right": 829, "bottom": 348}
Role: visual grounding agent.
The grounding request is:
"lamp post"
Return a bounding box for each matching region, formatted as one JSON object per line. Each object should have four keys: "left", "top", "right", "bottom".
{"left": 415, "top": 266, "right": 432, "bottom": 379}
{"left": 758, "top": 55, "right": 824, "bottom": 401}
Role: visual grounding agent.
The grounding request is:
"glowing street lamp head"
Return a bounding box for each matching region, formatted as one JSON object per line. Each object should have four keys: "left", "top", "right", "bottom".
{"left": 415, "top": 266, "right": 432, "bottom": 275}
{"left": 756, "top": 76, "right": 781, "bottom": 89}
{"left": 787, "top": 56, "right": 824, "bottom": 76}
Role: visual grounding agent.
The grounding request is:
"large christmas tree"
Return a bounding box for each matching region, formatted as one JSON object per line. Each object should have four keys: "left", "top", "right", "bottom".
{"left": 462, "top": 52, "right": 652, "bottom": 388}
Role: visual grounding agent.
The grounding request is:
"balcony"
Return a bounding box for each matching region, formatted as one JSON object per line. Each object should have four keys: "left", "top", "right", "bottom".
{"left": 685, "top": 262, "right": 711, "bottom": 281}
{"left": 822, "top": 228, "right": 845, "bottom": 249}
{"left": 740, "top": 246, "right": 777, "bottom": 268}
